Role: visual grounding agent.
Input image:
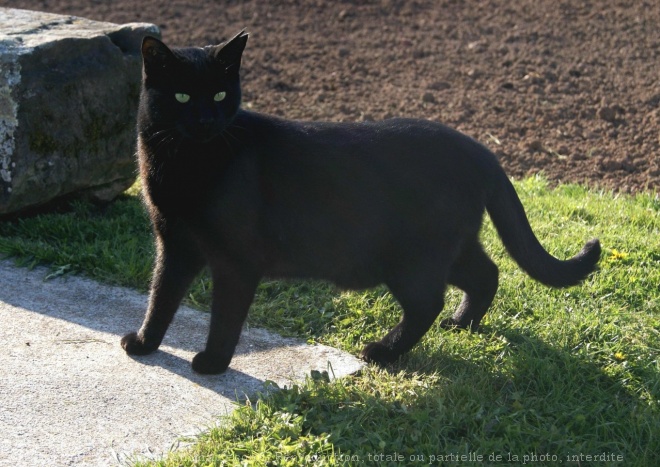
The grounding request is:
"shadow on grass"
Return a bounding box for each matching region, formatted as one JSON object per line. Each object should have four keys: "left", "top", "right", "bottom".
{"left": 259, "top": 325, "right": 657, "bottom": 465}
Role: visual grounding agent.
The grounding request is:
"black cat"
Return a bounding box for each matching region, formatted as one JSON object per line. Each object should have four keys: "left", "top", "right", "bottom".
{"left": 121, "top": 31, "right": 600, "bottom": 374}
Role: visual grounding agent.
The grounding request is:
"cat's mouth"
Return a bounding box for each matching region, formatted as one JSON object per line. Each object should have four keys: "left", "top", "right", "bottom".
{"left": 178, "top": 125, "right": 224, "bottom": 144}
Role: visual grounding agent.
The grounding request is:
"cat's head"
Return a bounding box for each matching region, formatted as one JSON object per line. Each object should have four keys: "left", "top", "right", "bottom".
{"left": 139, "top": 30, "right": 248, "bottom": 143}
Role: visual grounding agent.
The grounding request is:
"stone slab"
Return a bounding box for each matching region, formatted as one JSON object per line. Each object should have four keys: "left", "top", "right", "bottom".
{"left": 0, "top": 260, "right": 364, "bottom": 465}
{"left": 0, "top": 8, "right": 159, "bottom": 215}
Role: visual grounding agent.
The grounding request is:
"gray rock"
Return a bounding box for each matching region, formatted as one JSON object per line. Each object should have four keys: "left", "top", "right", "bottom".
{"left": 0, "top": 8, "right": 159, "bottom": 215}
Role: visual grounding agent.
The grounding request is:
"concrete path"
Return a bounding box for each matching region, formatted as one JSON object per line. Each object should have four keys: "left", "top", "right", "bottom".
{"left": 0, "top": 260, "right": 363, "bottom": 466}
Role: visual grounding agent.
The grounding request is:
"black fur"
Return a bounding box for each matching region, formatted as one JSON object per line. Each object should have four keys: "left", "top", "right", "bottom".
{"left": 121, "top": 31, "right": 601, "bottom": 373}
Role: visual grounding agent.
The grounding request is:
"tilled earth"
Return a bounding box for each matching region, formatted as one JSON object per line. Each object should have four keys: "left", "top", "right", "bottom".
{"left": 3, "top": 0, "right": 659, "bottom": 193}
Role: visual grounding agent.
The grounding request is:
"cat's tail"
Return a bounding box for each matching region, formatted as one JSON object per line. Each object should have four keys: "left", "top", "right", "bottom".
{"left": 486, "top": 174, "right": 601, "bottom": 288}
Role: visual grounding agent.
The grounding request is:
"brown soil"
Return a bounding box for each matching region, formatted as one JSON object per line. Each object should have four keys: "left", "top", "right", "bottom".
{"left": 3, "top": 0, "right": 659, "bottom": 193}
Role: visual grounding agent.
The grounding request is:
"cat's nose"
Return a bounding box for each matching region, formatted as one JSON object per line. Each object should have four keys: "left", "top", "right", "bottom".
{"left": 198, "top": 107, "right": 215, "bottom": 127}
{"left": 198, "top": 117, "right": 215, "bottom": 132}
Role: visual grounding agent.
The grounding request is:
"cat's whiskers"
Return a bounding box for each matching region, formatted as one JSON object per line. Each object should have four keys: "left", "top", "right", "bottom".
{"left": 144, "top": 128, "right": 176, "bottom": 144}
{"left": 222, "top": 127, "right": 242, "bottom": 144}
{"left": 145, "top": 128, "right": 183, "bottom": 156}
{"left": 220, "top": 131, "right": 236, "bottom": 159}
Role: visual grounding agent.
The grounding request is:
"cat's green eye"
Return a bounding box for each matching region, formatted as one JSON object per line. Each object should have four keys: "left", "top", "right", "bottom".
{"left": 175, "top": 93, "right": 190, "bottom": 103}
{"left": 214, "top": 91, "right": 227, "bottom": 102}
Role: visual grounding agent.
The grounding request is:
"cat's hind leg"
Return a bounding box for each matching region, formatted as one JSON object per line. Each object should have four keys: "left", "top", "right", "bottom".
{"left": 441, "top": 240, "right": 499, "bottom": 331}
{"left": 360, "top": 263, "right": 448, "bottom": 366}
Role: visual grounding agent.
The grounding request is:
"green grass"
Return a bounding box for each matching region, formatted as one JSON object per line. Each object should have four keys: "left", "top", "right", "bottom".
{"left": 1, "top": 177, "right": 658, "bottom": 466}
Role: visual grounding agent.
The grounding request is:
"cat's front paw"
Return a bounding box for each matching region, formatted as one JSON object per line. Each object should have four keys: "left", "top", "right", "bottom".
{"left": 120, "top": 332, "right": 160, "bottom": 355}
{"left": 192, "top": 351, "right": 231, "bottom": 375}
{"left": 360, "top": 342, "right": 398, "bottom": 366}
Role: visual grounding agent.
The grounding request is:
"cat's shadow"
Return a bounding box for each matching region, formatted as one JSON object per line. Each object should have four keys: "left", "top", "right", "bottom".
{"left": 308, "top": 326, "right": 650, "bottom": 460}
{"left": 123, "top": 350, "right": 274, "bottom": 402}
{"left": 0, "top": 261, "right": 310, "bottom": 401}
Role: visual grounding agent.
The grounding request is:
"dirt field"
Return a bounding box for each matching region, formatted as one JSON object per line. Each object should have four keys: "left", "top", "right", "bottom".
{"left": 3, "top": 0, "right": 658, "bottom": 193}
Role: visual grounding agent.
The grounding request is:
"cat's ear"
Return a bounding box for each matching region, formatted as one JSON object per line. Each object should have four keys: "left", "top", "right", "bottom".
{"left": 212, "top": 29, "right": 249, "bottom": 73}
{"left": 141, "top": 36, "right": 176, "bottom": 76}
